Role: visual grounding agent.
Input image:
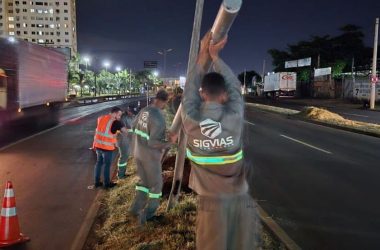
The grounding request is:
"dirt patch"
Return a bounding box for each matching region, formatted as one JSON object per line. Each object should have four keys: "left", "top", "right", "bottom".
{"left": 298, "top": 106, "right": 345, "bottom": 121}
{"left": 162, "top": 156, "right": 192, "bottom": 197}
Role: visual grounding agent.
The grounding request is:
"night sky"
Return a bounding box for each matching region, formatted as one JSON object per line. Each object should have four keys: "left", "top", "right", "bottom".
{"left": 77, "top": 0, "right": 380, "bottom": 76}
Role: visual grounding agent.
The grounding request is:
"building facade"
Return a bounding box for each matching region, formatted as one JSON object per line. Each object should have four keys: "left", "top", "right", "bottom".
{"left": 0, "top": 0, "right": 77, "bottom": 55}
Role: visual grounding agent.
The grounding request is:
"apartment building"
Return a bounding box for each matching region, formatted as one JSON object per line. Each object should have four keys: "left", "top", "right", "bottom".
{"left": 0, "top": 0, "right": 77, "bottom": 55}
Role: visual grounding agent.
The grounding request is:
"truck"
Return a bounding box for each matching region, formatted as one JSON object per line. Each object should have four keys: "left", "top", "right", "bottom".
{"left": 0, "top": 37, "right": 67, "bottom": 129}
{"left": 263, "top": 72, "right": 296, "bottom": 98}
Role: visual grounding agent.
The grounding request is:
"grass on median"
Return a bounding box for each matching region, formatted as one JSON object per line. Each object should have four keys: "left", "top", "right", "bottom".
{"left": 84, "top": 158, "right": 286, "bottom": 250}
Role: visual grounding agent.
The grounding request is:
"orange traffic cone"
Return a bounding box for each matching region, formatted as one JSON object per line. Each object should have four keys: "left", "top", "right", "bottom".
{"left": 0, "top": 181, "right": 30, "bottom": 247}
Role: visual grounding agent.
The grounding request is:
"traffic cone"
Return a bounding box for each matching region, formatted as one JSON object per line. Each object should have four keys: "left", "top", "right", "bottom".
{"left": 0, "top": 181, "right": 30, "bottom": 247}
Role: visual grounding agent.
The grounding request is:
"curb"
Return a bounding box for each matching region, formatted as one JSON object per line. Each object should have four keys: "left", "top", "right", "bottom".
{"left": 257, "top": 204, "right": 302, "bottom": 250}
{"left": 69, "top": 156, "right": 119, "bottom": 250}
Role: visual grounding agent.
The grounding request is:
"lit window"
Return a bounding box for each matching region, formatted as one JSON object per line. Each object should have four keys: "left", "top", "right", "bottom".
{"left": 49, "top": 24, "right": 54, "bottom": 28}
{"left": 9, "top": 24, "right": 15, "bottom": 28}
{"left": 38, "top": 31, "right": 42, "bottom": 35}
{"left": 49, "top": 9, "right": 53, "bottom": 14}
{"left": 37, "top": 24, "right": 43, "bottom": 27}
{"left": 22, "top": 23, "right": 27, "bottom": 27}
{"left": 44, "top": 10, "right": 48, "bottom": 14}
{"left": 37, "top": 9, "right": 42, "bottom": 14}
{"left": 8, "top": 17, "right": 14, "bottom": 21}
{"left": 64, "top": 24, "right": 68, "bottom": 28}
{"left": 9, "top": 31, "right": 15, "bottom": 35}
{"left": 30, "top": 9, "right": 35, "bottom": 12}
{"left": 38, "top": 39, "right": 44, "bottom": 43}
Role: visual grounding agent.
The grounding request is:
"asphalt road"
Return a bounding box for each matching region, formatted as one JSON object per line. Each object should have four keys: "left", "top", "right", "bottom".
{"left": 244, "top": 106, "right": 380, "bottom": 249}
{"left": 1, "top": 98, "right": 379, "bottom": 249}
{"left": 0, "top": 97, "right": 145, "bottom": 249}
{"left": 247, "top": 96, "right": 380, "bottom": 125}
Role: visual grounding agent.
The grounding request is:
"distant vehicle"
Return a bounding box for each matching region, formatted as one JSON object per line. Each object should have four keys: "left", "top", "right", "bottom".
{"left": 264, "top": 72, "right": 296, "bottom": 98}
{"left": 0, "top": 37, "right": 67, "bottom": 128}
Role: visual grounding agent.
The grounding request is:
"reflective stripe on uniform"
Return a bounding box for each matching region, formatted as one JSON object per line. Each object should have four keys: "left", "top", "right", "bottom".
{"left": 4, "top": 188, "right": 14, "bottom": 198}
{"left": 148, "top": 192, "right": 162, "bottom": 199}
{"left": 186, "top": 148, "right": 243, "bottom": 165}
{"left": 94, "top": 139, "right": 114, "bottom": 147}
{"left": 1, "top": 207, "right": 16, "bottom": 217}
{"left": 118, "top": 162, "right": 127, "bottom": 167}
{"left": 95, "top": 131, "right": 115, "bottom": 138}
{"left": 135, "top": 185, "right": 149, "bottom": 194}
{"left": 134, "top": 129, "right": 150, "bottom": 140}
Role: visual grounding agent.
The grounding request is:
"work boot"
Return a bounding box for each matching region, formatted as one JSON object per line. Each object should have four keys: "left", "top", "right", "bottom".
{"left": 104, "top": 182, "right": 117, "bottom": 189}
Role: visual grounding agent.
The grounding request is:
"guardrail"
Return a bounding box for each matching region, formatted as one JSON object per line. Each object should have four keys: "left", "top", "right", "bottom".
{"left": 69, "top": 94, "right": 144, "bottom": 105}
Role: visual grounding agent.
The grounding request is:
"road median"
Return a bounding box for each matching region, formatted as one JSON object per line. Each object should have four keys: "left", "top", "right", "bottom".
{"left": 246, "top": 103, "right": 380, "bottom": 138}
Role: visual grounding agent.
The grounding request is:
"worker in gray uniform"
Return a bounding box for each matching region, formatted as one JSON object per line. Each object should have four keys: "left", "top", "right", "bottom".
{"left": 178, "top": 32, "right": 260, "bottom": 249}
{"left": 116, "top": 106, "right": 135, "bottom": 179}
{"left": 129, "top": 89, "right": 173, "bottom": 224}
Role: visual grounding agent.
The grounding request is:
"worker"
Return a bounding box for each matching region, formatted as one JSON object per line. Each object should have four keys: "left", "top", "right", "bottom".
{"left": 176, "top": 32, "right": 259, "bottom": 249}
{"left": 129, "top": 89, "right": 173, "bottom": 224}
{"left": 116, "top": 106, "right": 135, "bottom": 179}
{"left": 93, "top": 106, "right": 129, "bottom": 189}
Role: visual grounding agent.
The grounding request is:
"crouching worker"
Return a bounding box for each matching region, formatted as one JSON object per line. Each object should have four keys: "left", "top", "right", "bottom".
{"left": 93, "top": 107, "right": 129, "bottom": 189}
{"left": 116, "top": 106, "right": 135, "bottom": 179}
{"left": 129, "top": 89, "right": 173, "bottom": 224}
{"left": 177, "top": 32, "right": 260, "bottom": 249}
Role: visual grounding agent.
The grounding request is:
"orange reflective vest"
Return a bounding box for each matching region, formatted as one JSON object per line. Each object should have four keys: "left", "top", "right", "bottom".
{"left": 93, "top": 114, "right": 117, "bottom": 151}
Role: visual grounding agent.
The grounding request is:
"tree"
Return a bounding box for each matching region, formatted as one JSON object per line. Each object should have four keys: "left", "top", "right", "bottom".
{"left": 68, "top": 53, "right": 81, "bottom": 94}
{"left": 268, "top": 24, "right": 372, "bottom": 76}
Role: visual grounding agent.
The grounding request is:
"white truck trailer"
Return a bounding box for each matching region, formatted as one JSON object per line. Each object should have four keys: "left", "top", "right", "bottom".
{"left": 264, "top": 72, "right": 297, "bottom": 98}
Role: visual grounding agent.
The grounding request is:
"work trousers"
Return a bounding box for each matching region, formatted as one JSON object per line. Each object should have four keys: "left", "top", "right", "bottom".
{"left": 94, "top": 148, "right": 113, "bottom": 187}
{"left": 129, "top": 158, "right": 163, "bottom": 221}
{"left": 196, "top": 194, "right": 261, "bottom": 250}
{"left": 116, "top": 134, "right": 129, "bottom": 178}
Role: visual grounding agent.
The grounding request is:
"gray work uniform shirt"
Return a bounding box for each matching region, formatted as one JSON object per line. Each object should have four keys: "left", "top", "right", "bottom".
{"left": 132, "top": 105, "right": 170, "bottom": 162}
{"left": 181, "top": 58, "right": 248, "bottom": 196}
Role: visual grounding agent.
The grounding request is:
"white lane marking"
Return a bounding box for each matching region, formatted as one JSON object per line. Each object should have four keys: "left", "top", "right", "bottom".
{"left": 245, "top": 121, "right": 255, "bottom": 126}
{"left": 340, "top": 112, "right": 369, "bottom": 118}
{"left": 280, "top": 134, "right": 332, "bottom": 155}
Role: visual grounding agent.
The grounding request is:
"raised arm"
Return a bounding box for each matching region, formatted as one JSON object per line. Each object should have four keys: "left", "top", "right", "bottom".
{"left": 181, "top": 32, "right": 212, "bottom": 123}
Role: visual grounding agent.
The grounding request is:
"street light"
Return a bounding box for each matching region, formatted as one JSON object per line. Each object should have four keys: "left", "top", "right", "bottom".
{"left": 83, "top": 56, "right": 91, "bottom": 70}
{"left": 153, "top": 70, "right": 159, "bottom": 77}
{"left": 115, "top": 66, "right": 122, "bottom": 72}
{"left": 158, "top": 48, "right": 173, "bottom": 78}
{"left": 103, "top": 61, "right": 111, "bottom": 72}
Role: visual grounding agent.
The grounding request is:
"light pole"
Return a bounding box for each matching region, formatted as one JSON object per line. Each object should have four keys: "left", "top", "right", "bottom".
{"left": 158, "top": 48, "right": 173, "bottom": 78}
{"left": 83, "top": 56, "right": 91, "bottom": 71}
{"left": 103, "top": 61, "right": 111, "bottom": 72}
{"left": 370, "top": 17, "right": 379, "bottom": 109}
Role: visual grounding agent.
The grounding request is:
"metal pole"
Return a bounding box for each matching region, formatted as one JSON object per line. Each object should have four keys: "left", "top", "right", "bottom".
{"left": 129, "top": 69, "right": 132, "bottom": 96}
{"left": 261, "top": 59, "right": 266, "bottom": 83}
{"left": 370, "top": 17, "right": 379, "bottom": 109}
{"left": 166, "top": 0, "right": 205, "bottom": 211}
{"left": 243, "top": 69, "right": 246, "bottom": 95}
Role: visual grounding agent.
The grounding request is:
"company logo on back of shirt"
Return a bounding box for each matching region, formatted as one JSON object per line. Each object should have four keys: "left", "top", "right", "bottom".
{"left": 193, "top": 119, "right": 234, "bottom": 149}
{"left": 200, "top": 119, "right": 222, "bottom": 139}
{"left": 138, "top": 111, "right": 149, "bottom": 129}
